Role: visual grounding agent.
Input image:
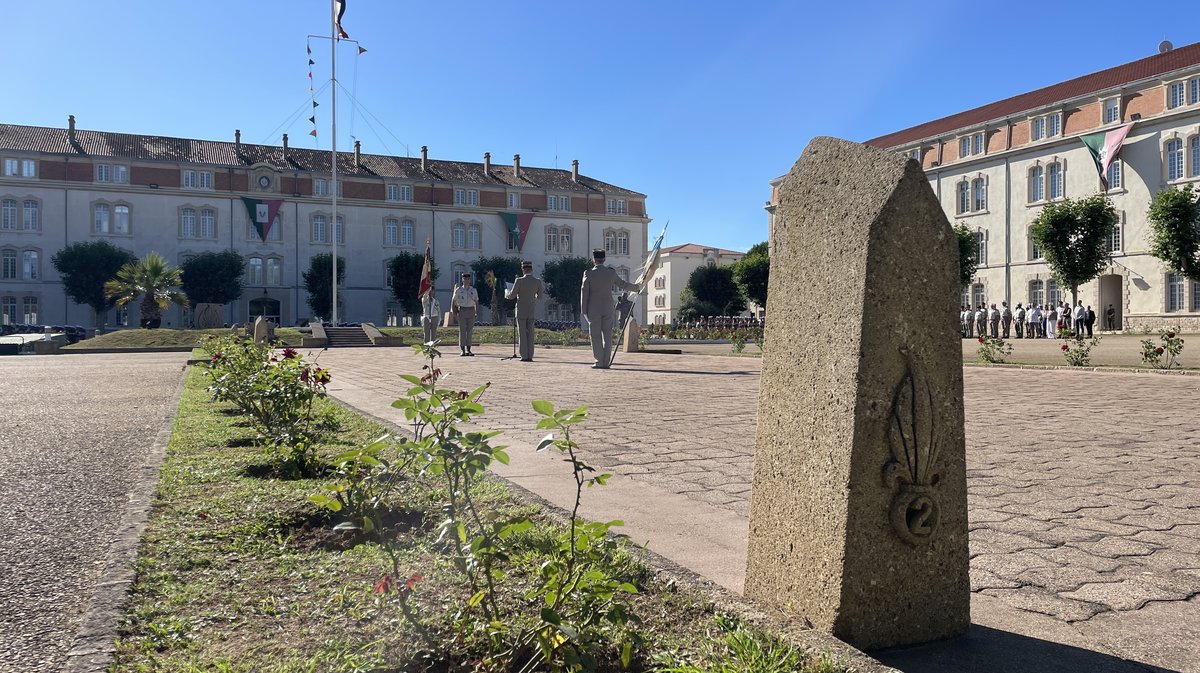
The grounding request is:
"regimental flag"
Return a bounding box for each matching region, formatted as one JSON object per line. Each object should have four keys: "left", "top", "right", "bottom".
{"left": 241, "top": 197, "right": 283, "bottom": 241}
{"left": 498, "top": 212, "right": 535, "bottom": 251}
{"left": 418, "top": 239, "right": 433, "bottom": 299}
{"left": 334, "top": 0, "right": 349, "bottom": 39}
{"left": 358, "top": 46, "right": 367, "bottom": 54}
{"left": 635, "top": 221, "right": 669, "bottom": 288}
{"left": 1080, "top": 122, "right": 1134, "bottom": 190}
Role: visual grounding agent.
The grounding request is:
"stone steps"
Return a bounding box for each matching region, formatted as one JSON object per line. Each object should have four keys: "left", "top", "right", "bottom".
{"left": 323, "top": 326, "right": 374, "bottom": 348}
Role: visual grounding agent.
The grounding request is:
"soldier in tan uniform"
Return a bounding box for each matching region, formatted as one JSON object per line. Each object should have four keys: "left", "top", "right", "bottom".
{"left": 580, "top": 249, "right": 638, "bottom": 369}
{"left": 504, "top": 260, "right": 545, "bottom": 361}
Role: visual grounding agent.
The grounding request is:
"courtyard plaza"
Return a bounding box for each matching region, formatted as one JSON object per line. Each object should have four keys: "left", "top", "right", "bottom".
{"left": 320, "top": 344, "right": 1200, "bottom": 672}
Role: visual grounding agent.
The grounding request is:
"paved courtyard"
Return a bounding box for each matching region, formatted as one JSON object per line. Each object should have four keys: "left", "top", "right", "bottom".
{"left": 0, "top": 353, "right": 189, "bottom": 673}
{"left": 320, "top": 344, "right": 1200, "bottom": 672}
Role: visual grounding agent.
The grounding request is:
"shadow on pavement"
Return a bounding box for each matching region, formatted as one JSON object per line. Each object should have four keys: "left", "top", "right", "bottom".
{"left": 613, "top": 367, "right": 758, "bottom": 376}
{"left": 872, "top": 625, "right": 1178, "bottom": 673}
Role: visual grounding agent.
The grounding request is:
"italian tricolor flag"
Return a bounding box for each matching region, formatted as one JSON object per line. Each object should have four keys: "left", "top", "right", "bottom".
{"left": 1080, "top": 122, "right": 1134, "bottom": 190}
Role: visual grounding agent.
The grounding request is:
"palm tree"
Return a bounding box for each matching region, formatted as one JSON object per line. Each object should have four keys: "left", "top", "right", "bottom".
{"left": 104, "top": 252, "right": 189, "bottom": 329}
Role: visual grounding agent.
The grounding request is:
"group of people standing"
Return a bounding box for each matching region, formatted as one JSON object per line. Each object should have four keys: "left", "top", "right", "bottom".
{"left": 418, "top": 248, "right": 639, "bottom": 368}
{"left": 961, "top": 300, "right": 1099, "bottom": 339}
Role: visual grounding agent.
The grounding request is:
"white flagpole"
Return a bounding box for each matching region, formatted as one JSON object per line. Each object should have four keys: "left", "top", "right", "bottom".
{"left": 330, "top": 0, "right": 339, "bottom": 325}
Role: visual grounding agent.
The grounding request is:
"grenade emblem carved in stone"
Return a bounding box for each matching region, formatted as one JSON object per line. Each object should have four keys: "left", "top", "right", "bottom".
{"left": 882, "top": 349, "right": 944, "bottom": 546}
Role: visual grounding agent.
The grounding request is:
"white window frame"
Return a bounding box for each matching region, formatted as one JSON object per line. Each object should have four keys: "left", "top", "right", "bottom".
{"left": 467, "top": 222, "right": 481, "bottom": 249}
{"left": 1168, "top": 81, "right": 1186, "bottom": 109}
{"left": 1103, "top": 98, "right": 1121, "bottom": 124}
{"left": 183, "top": 169, "right": 197, "bottom": 189}
{"left": 1167, "top": 273, "right": 1186, "bottom": 311}
{"left": 452, "top": 222, "right": 466, "bottom": 249}
{"left": 1047, "top": 113, "right": 1061, "bottom": 138}
{"left": 94, "top": 203, "right": 110, "bottom": 234}
{"left": 200, "top": 208, "right": 216, "bottom": 239}
{"left": 1028, "top": 165, "right": 1045, "bottom": 203}
{"left": 548, "top": 194, "right": 569, "bottom": 212}
{"left": 975, "top": 231, "right": 987, "bottom": 267}
{"left": 0, "top": 199, "right": 15, "bottom": 230}
{"left": 972, "top": 177, "right": 987, "bottom": 212}
{"left": 559, "top": 226, "right": 572, "bottom": 254}
{"left": 20, "top": 159, "right": 35, "bottom": 178}
{"left": 956, "top": 180, "right": 970, "bottom": 215}
{"left": 507, "top": 192, "right": 519, "bottom": 209}
{"left": 1107, "top": 160, "right": 1123, "bottom": 191}
{"left": 2, "top": 159, "right": 17, "bottom": 177}
{"left": 181, "top": 207, "right": 197, "bottom": 238}
{"left": 1190, "top": 136, "right": 1200, "bottom": 178}
{"left": 384, "top": 218, "right": 399, "bottom": 246}
{"left": 247, "top": 256, "right": 264, "bottom": 286}
{"left": 1047, "top": 162, "right": 1064, "bottom": 200}
{"left": 386, "top": 184, "right": 399, "bottom": 201}
{"left": 22, "top": 199, "right": 38, "bottom": 231}
{"left": 0, "top": 249, "right": 16, "bottom": 280}
{"left": 546, "top": 225, "right": 559, "bottom": 253}
{"left": 312, "top": 214, "right": 327, "bottom": 243}
{"left": 1107, "top": 218, "right": 1122, "bottom": 253}
{"left": 22, "top": 250, "right": 38, "bottom": 280}
{"left": 1167, "top": 138, "right": 1185, "bottom": 181}
{"left": 401, "top": 219, "right": 414, "bottom": 246}
{"left": 266, "top": 257, "right": 282, "bottom": 286}
{"left": 1032, "top": 117, "right": 1045, "bottom": 141}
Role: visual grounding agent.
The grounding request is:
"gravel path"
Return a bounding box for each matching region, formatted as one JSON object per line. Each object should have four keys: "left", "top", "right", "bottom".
{"left": 0, "top": 353, "right": 188, "bottom": 673}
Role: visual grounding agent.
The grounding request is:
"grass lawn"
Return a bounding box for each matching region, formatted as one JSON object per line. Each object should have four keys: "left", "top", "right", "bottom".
{"left": 63, "top": 328, "right": 306, "bottom": 350}
{"left": 110, "top": 363, "right": 848, "bottom": 672}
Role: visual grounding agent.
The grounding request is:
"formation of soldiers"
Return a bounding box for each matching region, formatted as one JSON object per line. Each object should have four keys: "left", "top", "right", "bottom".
{"left": 961, "top": 301, "right": 1098, "bottom": 340}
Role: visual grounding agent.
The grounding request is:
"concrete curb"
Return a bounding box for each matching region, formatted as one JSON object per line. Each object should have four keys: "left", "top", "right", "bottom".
{"left": 332, "top": 397, "right": 898, "bottom": 673}
{"left": 62, "top": 366, "right": 188, "bottom": 673}
{"left": 964, "top": 361, "right": 1200, "bottom": 376}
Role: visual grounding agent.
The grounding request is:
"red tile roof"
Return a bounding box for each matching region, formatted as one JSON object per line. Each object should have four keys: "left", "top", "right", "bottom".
{"left": 0, "top": 122, "right": 644, "bottom": 196}
{"left": 865, "top": 41, "right": 1200, "bottom": 149}
{"left": 662, "top": 243, "right": 743, "bottom": 256}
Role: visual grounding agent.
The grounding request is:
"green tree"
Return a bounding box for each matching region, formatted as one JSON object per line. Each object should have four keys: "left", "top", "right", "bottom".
{"left": 543, "top": 256, "right": 591, "bottom": 320}
{"left": 685, "top": 263, "right": 746, "bottom": 316}
{"left": 954, "top": 223, "right": 979, "bottom": 288}
{"left": 470, "top": 256, "right": 523, "bottom": 323}
{"left": 676, "top": 286, "right": 722, "bottom": 322}
{"left": 50, "top": 240, "right": 137, "bottom": 326}
{"left": 387, "top": 251, "right": 439, "bottom": 317}
{"left": 302, "top": 254, "right": 346, "bottom": 320}
{"left": 1030, "top": 194, "right": 1118, "bottom": 305}
{"left": 180, "top": 251, "right": 244, "bottom": 305}
{"left": 104, "top": 252, "right": 189, "bottom": 329}
{"left": 1147, "top": 184, "right": 1200, "bottom": 280}
{"left": 732, "top": 241, "right": 769, "bottom": 308}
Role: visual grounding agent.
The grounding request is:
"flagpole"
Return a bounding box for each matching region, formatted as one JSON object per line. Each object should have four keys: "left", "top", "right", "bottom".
{"left": 330, "top": 0, "right": 339, "bottom": 326}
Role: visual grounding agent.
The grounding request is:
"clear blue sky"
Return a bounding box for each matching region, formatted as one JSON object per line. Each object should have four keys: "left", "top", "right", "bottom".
{"left": 4, "top": 1, "right": 1193, "bottom": 253}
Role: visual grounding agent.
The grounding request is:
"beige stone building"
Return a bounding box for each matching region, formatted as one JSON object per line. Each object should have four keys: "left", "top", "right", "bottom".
{"left": 646, "top": 243, "right": 746, "bottom": 325}
{"left": 0, "top": 117, "right": 649, "bottom": 328}
{"left": 770, "top": 41, "right": 1200, "bottom": 331}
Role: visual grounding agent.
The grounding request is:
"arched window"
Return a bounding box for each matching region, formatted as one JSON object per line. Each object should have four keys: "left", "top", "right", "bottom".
{"left": 972, "top": 178, "right": 987, "bottom": 211}
{"left": 401, "top": 220, "right": 414, "bottom": 246}
{"left": 1047, "top": 162, "right": 1063, "bottom": 200}
{"left": 1, "top": 249, "right": 16, "bottom": 279}
{"left": 1, "top": 296, "right": 15, "bottom": 324}
{"left": 1167, "top": 273, "right": 1186, "bottom": 311}
{"left": 452, "top": 222, "right": 466, "bottom": 249}
{"left": 114, "top": 205, "right": 130, "bottom": 234}
{"left": 956, "top": 180, "right": 970, "bottom": 214}
{"left": 385, "top": 218, "right": 399, "bottom": 246}
{"left": 1, "top": 199, "right": 15, "bottom": 230}
{"left": 21, "top": 296, "right": 37, "bottom": 323}
{"left": 617, "top": 231, "right": 629, "bottom": 256}
{"left": 1030, "top": 229, "right": 1042, "bottom": 260}
{"left": 22, "top": 200, "right": 38, "bottom": 230}
{"left": 1029, "top": 279, "right": 1044, "bottom": 306}
{"left": 1167, "top": 139, "right": 1185, "bottom": 180}
{"left": 181, "top": 208, "right": 197, "bottom": 238}
{"left": 604, "top": 230, "right": 616, "bottom": 254}
{"left": 201, "top": 207, "right": 218, "bottom": 238}
{"left": 1028, "top": 166, "right": 1044, "bottom": 202}
{"left": 1191, "top": 136, "right": 1200, "bottom": 178}
{"left": 559, "top": 226, "right": 572, "bottom": 253}
{"left": 312, "top": 215, "right": 327, "bottom": 242}
{"left": 1107, "top": 161, "right": 1122, "bottom": 190}
{"left": 467, "top": 223, "right": 481, "bottom": 249}
{"left": 266, "top": 258, "right": 281, "bottom": 286}
{"left": 247, "top": 256, "right": 264, "bottom": 285}
{"left": 94, "top": 203, "right": 110, "bottom": 233}
{"left": 546, "top": 226, "right": 559, "bottom": 253}
{"left": 971, "top": 283, "right": 985, "bottom": 308}
{"left": 975, "top": 231, "right": 987, "bottom": 266}
{"left": 1047, "top": 279, "right": 1062, "bottom": 306}
{"left": 22, "top": 250, "right": 38, "bottom": 280}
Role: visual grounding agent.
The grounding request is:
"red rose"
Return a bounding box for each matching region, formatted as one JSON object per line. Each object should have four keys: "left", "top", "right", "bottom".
{"left": 978, "top": 337, "right": 985, "bottom": 343}
{"left": 1167, "top": 331, "right": 1176, "bottom": 339}
{"left": 281, "top": 347, "right": 299, "bottom": 359}
{"left": 1156, "top": 347, "right": 1165, "bottom": 354}
{"left": 1061, "top": 344, "right": 1069, "bottom": 351}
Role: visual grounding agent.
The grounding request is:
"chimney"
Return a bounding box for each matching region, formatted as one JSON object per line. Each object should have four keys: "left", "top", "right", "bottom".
{"left": 282, "top": 133, "right": 289, "bottom": 163}
{"left": 571, "top": 159, "right": 579, "bottom": 183}
{"left": 354, "top": 140, "right": 361, "bottom": 169}
{"left": 513, "top": 153, "right": 521, "bottom": 178}
{"left": 235, "top": 129, "right": 241, "bottom": 155}
{"left": 483, "top": 152, "right": 491, "bottom": 175}
{"left": 421, "top": 145, "right": 428, "bottom": 172}
{"left": 68, "top": 115, "right": 76, "bottom": 144}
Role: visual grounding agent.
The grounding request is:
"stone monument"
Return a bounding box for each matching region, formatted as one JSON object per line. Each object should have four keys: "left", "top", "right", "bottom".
{"left": 252, "top": 316, "right": 268, "bottom": 345}
{"left": 193, "top": 303, "right": 225, "bottom": 329}
{"left": 622, "top": 316, "right": 639, "bottom": 353}
{"left": 744, "top": 137, "right": 968, "bottom": 650}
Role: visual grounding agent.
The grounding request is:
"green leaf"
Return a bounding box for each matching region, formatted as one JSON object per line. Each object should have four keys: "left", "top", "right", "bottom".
{"left": 620, "top": 641, "right": 632, "bottom": 669}
{"left": 493, "top": 449, "right": 509, "bottom": 465}
{"left": 532, "top": 399, "right": 555, "bottom": 416}
{"left": 468, "top": 590, "right": 487, "bottom": 607}
{"left": 399, "top": 374, "right": 424, "bottom": 386}
{"left": 618, "top": 582, "right": 638, "bottom": 594}
{"left": 540, "top": 607, "right": 561, "bottom": 625}
{"left": 536, "top": 434, "right": 555, "bottom": 452}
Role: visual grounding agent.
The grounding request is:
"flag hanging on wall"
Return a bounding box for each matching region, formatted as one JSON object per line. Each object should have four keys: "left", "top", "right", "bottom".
{"left": 418, "top": 240, "right": 433, "bottom": 298}
{"left": 498, "top": 212, "right": 535, "bottom": 251}
{"left": 241, "top": 197, "right": 284, "bottom": 241}
{"left": 1080, "top": 122, "right": 1134, "bottom": 190}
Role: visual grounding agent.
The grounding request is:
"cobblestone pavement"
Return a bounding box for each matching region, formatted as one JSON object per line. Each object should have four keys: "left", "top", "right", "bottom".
{"left": 0, "top": 353, "right": 188, "bottom": 673}
{"left": 319, "top": 345, "right": 1200, "bottom": 670}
